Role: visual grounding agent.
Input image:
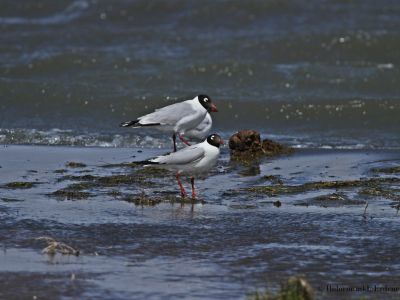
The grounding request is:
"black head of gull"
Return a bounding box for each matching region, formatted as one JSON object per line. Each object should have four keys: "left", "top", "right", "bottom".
{"left": 207, "top": 134, "right": 224, "bottom": 148}
{"left": 198, "top": 95, "right": 218, "bottom": 112}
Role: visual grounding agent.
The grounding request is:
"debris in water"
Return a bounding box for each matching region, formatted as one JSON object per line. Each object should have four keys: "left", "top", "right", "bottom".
{"left": 36, "top": 236, "right": 80, "bottom": 256}
{"left": 273, "top": 200, "right": 282, "bottom": 207}
{"left": 362, "top": 202, "right": 369, "bottom": 220}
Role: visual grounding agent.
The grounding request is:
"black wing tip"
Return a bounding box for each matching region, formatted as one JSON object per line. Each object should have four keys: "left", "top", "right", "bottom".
{"left": 119, "top": 120, "right": 161, "bottom": 128}
{"left": 120, "top": 120, "right": 138, "bottom": 127}
{"left": 136, "top": 160, "right": 159, "bottom": 165}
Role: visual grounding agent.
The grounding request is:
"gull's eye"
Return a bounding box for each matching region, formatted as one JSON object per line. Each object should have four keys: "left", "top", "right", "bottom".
{"left": 204, "top": 98, "right": 209, "bottom": 102}
{"left": 211, "top": 136, "right": 214, "bottom": 140}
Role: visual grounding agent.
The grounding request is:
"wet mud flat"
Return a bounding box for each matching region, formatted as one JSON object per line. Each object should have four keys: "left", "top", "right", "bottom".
{"left": 0, "top": 145, "right": 400, "bottom": 299}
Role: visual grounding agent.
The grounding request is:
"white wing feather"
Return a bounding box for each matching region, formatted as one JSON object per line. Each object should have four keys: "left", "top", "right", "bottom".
{"left": 151, "top": 146, "right": 205, "bottom": 165}
{"left": 185, "top": 113, "right": 212, "bottom": 140}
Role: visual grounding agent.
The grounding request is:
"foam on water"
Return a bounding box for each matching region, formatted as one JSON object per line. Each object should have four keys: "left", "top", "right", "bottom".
{"left": 1, "top": 127, "right": 398, "bottom": 150}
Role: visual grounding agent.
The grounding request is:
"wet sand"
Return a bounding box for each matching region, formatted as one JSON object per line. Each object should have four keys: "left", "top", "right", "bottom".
{"left": 0, "top": 145, "right": 400, "bottom": 299}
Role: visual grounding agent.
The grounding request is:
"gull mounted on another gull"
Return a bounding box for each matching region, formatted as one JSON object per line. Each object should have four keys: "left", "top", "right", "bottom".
{"left": 139, "top": 134, "right": 224, "bottom": 199}
{"left": 120, "top": 95, "right": 218, "bottom": 152}
{"left": 185, "top": 112, "right": 212, "bottom": 142}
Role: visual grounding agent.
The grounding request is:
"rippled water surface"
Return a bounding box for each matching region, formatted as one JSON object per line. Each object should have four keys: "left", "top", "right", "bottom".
{"left": 1, "top": 1, "right": 400, "bottom": 299}
{"left": 1, "top": 146, "right": 400, "bottom": 299}
{"left": 0, "top": 0, "right": 399, "bottom": 148}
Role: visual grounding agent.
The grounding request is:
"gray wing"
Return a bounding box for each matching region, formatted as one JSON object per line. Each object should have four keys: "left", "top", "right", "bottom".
{"left": 139, "top": 101, "right": 196, "bottom": 125}
{"left": 152, "top": 146, "right": 205, "bottom": 165}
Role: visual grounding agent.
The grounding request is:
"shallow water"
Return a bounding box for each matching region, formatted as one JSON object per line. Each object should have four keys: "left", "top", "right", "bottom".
{"left": 1, "top": 145, "right": 400, "bottom": 299}
{"left": 1, "top": 0, "right": 400, "bottom": 149}
{"left": 1, "top": 1, "right": 400, "bottom": 298}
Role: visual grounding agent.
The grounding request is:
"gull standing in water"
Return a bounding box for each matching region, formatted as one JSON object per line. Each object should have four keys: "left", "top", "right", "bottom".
{"left": 140, "top": 134, "right": 223, "bottom": 198}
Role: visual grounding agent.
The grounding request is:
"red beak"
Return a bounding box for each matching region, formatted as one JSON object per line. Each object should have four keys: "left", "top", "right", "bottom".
{"left": 220, "top": 139, "right": 224, "bottom": 145}
{"left": 210, "top": 103, "right": 218, "bottom": 112}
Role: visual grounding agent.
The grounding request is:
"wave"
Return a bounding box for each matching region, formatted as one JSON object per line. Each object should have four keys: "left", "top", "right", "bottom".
{"left": 1, "top": 128, "right": 399, "bottom": 150}
{"left": 0, "top": 1, "right": 88, "bottom": 25}
{"left": 0, "top": 128, "right": 167, "bottom": 148}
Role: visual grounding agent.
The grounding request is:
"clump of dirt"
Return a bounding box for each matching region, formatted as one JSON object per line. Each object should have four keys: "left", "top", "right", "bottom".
{"left": 229, "top": 130, "right": 293, "bottom": 161}
{"left": 2, "top": 182, "right": 38, "bottom": 189}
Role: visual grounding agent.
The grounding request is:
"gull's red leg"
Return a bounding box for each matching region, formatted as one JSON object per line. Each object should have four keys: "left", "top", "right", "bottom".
{"left": 190, "top": 177, "right": 196, "bottom": 199}
{"left": 172, "top": 133, "right": 177, "bottom": 152}
{"left": 176, "top": 172, "right": 186, "bottom": 198}
{"left": 178, "top": 134, "right": 191, "bottom": 146}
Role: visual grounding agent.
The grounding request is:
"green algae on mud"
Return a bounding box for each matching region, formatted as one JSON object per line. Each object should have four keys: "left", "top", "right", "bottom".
{"left": 50, "top": 168, "right": 168, "bottom": 201}
{"left": 371, "top": 166, "right": 400, "bottom": 174}
{"left": 2, "top": 181, "right": 39, "bottom": 189}
{"left": 100, "top": 162, "right": 142, "bottom": 168}
{"left": 56, "top": 173, "right": 155, "bottom": 189}
{"left": 122, "top": 192, "right": 205, "bottom": 206}
{"left": 50, "top": 189, "right": 91, "bottom": 200}
{"left": 57, "top": 174, "right": 99, "bottom": 182}
{"left": 1, "top": 197, "right": 24, "bottom": 202}
{"left": 243, "top": 177, "right": 400, "bottom": 197}
{"left": 295, "top": 193, "right": 366, "bottom": 207}
{"left": 359, "top": 186, "right": 400, "bottom": 201}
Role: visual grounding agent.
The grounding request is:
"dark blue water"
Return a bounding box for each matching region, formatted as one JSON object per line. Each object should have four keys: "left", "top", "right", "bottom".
{"left": 0, "top": 0, "right": 399, "bottom": 148}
